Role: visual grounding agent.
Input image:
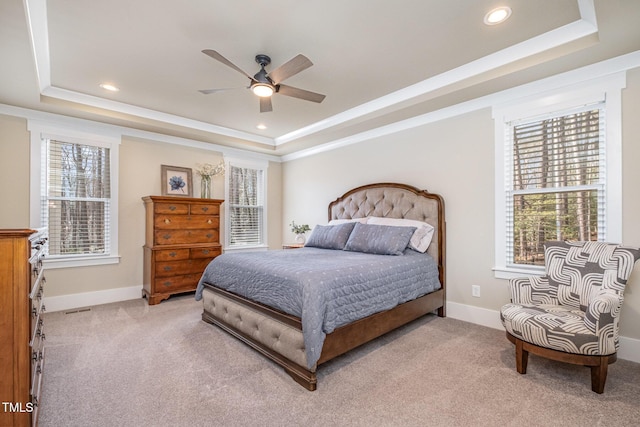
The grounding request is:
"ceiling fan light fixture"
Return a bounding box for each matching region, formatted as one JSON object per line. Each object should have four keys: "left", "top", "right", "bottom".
{"left": 252, "top": 83, "right": 274, "bottom": 98}
{"left": 484, "top": 6, "right": 512, "bottom": 25}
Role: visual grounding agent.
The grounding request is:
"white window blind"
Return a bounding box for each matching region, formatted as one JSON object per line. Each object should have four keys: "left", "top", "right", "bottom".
{"left": 228, "top": 165, "right": 264, "bottom": 246}
{"left": 506, "top": 103, "right": 605, "bottom": 266}
{"left": 42, "top": 139, "right": 111, "bottom": 257}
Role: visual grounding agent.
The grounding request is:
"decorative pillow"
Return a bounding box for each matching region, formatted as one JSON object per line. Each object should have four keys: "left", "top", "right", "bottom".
{"left": 328, "top": 217, "right": 369, "bottom": 225}
{"left": 344, "top": 223, "right": 416, "bottom": 256}
{"left": 367, "top": 217, "right": 434, "bottom": 253}
{"left": 304, "top": 222, "right": 357, "bottom": 250}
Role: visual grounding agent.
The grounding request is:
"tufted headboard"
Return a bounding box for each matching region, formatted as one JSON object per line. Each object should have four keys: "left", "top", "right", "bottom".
{"left": 328, "top": 182, "right": 446, "bottom": 286}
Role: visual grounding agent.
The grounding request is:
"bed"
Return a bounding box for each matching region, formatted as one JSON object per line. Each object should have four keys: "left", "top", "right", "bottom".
{"left": 196, "top": 182, "right": 446, "bottom": 390}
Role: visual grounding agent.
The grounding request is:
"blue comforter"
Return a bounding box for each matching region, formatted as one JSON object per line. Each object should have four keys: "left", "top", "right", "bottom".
{"left": 195, "top": 247, "right": 441, "bottom": 369}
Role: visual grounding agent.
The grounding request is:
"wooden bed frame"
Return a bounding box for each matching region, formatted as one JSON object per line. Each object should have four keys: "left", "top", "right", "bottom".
{"left": 200, "top": 182, "right": 446, "bottom": 390}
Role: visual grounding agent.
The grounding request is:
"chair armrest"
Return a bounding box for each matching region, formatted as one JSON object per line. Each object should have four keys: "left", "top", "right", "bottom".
{"left": 508, "top": 275, "right": 556, "bottom": 305}
{"left": 585, "top": 290, "right": 624, "bottom": 335}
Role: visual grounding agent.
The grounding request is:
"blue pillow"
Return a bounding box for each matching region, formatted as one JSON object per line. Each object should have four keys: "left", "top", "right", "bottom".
{"left": 344, "top": 223, "right": 416, "bottom": 255}
{"left": 304, "top": 222, "right": 356, "bottom": 250}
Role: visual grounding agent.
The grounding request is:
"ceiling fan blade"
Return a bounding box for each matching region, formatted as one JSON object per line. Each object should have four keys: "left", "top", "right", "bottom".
{"left": 267, "top": 54, "right": 313, "bottom": 84}
{"left": 259, "top": 97, "right": 273, "bottom": 113}
{"left": 202, "top": 49, "right": 254, "bottom": 80}
{"left": 277, "top": 84, "right": 326, "bottom": 103}
{"left": 198, "top": 87, "right": 246, "bottom": 95}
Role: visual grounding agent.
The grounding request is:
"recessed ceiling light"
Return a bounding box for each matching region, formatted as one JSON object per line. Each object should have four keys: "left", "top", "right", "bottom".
{"left": 99, "top": 83, "right": 120, "bottom": 92}
{"left": 484, "top": 6, "right": 512, "bottom": 25}
{"left": 256, "top": 124, "right": 267, "bottom": 130}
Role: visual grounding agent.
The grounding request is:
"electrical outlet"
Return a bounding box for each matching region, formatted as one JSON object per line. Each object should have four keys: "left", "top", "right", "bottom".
{"left": 472, "top": 285, "right": 481, "bottom": 298}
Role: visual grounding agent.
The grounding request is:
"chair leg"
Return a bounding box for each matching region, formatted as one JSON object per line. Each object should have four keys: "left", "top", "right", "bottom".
{"left": 515, "top": 338, "right": 528, "bottom": 374}
{"left": 590, "top": 356, "right": 609, "bottom": 394}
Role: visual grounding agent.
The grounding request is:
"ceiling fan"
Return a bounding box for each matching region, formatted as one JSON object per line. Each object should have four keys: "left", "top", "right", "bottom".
{"left": 199, "top": 49, "right": 326, "bottom": 113}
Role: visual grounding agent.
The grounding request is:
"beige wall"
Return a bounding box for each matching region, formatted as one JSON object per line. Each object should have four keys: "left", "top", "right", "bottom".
{"left": 281, "top": 67, "right": 640, "bottom": 340}
{"left": 0, "top": 114, "right": 31, "bottom": 228}
{"left": 0, "top": 120, "right": 282, "bottom": 298}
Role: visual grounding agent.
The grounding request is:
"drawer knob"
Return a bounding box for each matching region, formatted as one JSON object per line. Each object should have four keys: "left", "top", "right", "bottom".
{"left": 169, "top": 252, "right": 177, "bottom": 257}
{"left": 202, "top": 206, "right": 209, "bottom": 212}
{"left": 32, "top": 351, "right": 38, "bottom": 361}
{"left": 163, "top": 234, "right": 172, "bottom": 240}
{"left": 207, "top": 219, "right": 212, "bottom": 224}
{"left": 163, "top": 266, "right": 172, "bottom": 272}
{"left": 164, "top": 218, "right": 171, "bottom": 224}
{"left": 163, "top": 281, "right": 172, "bottom": 287}
{"left": 202, "top": 249, "right": 210, "bottom": 255}
{"left": 207, "top": 233, "right": 213, "bottom": 238}
{"left": 169, "top": 205, "right": 176, "bottom": 211}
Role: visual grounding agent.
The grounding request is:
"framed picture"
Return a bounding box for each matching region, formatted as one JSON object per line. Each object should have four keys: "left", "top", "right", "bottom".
{"left": 160, "top": 165, "right": 193, "bottom": 197}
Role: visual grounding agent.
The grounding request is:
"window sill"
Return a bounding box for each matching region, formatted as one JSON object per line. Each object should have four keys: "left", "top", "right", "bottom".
{"left": 493, "top": 265, "right": 544, "bottom": 280}
{"left": 44, "top": 255, "right": 120, "bottom": 269}
{"left": 223, "top": 245, "right": 269, "bottom": 253}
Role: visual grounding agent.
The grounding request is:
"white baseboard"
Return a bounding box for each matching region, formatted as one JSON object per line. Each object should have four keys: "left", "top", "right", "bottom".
{"left": 446, "top": 301, "right": 640, "bottom": 364}
{"left": 43, "top": 285, "right": 143, "bottom": 313}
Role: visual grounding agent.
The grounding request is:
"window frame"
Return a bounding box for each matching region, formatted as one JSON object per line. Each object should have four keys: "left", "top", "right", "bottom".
{"left": 492, "top": 73, "right": 624, "bottom": 279}
{"left": 223, "top": 157, "right": 268, "bottom": 252}
{"left": 29, "top": 121, "right": 120, "bottom": 268}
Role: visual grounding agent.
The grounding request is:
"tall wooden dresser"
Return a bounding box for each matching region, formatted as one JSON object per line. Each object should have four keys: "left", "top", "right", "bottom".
{"left": 0, "top": 228, "right": 47, "bottom": 427}
{"left": 142, "top": 196, "right": 223, "bottom": 305}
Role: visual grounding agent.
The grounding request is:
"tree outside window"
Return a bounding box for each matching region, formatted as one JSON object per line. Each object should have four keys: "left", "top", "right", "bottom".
{"left": 508, "top": 107, "right": 603, "bottom": 266}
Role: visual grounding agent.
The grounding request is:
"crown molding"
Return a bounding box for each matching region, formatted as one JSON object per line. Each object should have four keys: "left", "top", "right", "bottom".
{"left": 23, "top": 0, "right": 598, "bottom": 152}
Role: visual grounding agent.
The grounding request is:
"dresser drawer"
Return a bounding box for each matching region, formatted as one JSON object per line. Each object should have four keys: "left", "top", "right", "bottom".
{"left": 190, "top": 203, "right": 220, "bottom": 215}
{"left": 30, "top": 342, "right": 44, "bottom": 395}
{"left": 154, "top": 202, "right": 189, "bottom": 214}
{"left": 154, "top": 273, "right": 202, "bottom": 292}
{"left": 31, "top": 346, "right": 45, "bottom": 423}
{"left": 190, "top": 246, "right": 221, "bottom": 259}
{"left": 155, "top": 229, "right": 219, "bottom": 245}
{"left": 155, "top": 258, "right": 212, "bottom": 277}
{"left": 154, "top": 215, "right": 219, "bottom": 230}
{"left": 153, "top": 248, "right": 190, "bottom": 261}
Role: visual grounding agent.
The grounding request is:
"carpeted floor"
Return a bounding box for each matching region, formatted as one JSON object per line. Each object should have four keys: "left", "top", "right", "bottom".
{"left": 39, "top": 295, "right": 640, "bottom": 426}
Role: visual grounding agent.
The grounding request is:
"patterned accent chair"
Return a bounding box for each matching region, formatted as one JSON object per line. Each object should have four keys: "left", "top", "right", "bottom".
{"left": 500, "top": 241, "right": 640, "bottom": 393}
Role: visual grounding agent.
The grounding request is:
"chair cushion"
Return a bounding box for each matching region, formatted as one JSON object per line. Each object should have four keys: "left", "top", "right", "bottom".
{"left": 544, "top": 241, "right": 640, "bottom": 310}
{"left": 500, "top": 303, "right": 616, "bottom": 356}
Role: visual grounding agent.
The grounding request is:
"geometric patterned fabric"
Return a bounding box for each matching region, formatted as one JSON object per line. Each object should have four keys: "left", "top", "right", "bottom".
{"left": 501, "top": 241, "right": 640, "bottom": 356}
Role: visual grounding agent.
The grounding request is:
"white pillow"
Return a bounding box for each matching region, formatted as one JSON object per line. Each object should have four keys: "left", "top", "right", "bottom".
{"left": 328, "top": 217, "right": 369, "bottom": 225}
{"left": 367, "top": 217, "right": 434, "bottom": 253}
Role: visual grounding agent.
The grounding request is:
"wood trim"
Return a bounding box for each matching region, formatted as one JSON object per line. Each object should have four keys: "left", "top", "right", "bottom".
{"left": 506, "top": 332, "right": 616, "bottom": 393}
{"left": 318, "top": 290, "right": 444, "bottom": 364}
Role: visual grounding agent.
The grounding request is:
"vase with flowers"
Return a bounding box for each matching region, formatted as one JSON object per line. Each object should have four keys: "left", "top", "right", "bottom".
{"left": 290, "top": 221, "right": 311, "bottom": 245}
{"left": 195, "top": 161, "right": 225, "bottom": 198}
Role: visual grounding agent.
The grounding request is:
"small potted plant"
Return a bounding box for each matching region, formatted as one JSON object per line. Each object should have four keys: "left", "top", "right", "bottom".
{"left": 290, "top": 221, "right": 311, "bottom": 244}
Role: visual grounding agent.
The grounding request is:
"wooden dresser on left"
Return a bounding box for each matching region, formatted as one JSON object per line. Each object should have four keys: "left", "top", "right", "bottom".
{"left": 142, "top": 196, "right": 224, "bottom": 305}
{"left": 0, "top": 228, "right": 48, "bottom": 427}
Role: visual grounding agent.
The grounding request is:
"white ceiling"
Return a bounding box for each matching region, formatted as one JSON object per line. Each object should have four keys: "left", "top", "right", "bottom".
{"left": 1, "top": 0, "right": 640, "bottom": 158}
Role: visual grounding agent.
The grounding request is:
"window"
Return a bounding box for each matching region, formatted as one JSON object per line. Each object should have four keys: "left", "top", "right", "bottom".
{"left": 494, "top": 74, "right": 623, "bottom": 277}
{"left": 508, "top": 105, "right": 604, "bottom": 266}
{"left": 224, "top": 158, "right": 268, "bottom": 250}
{"left": 29, "top": 121, "right": 120, "bottom": 268}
